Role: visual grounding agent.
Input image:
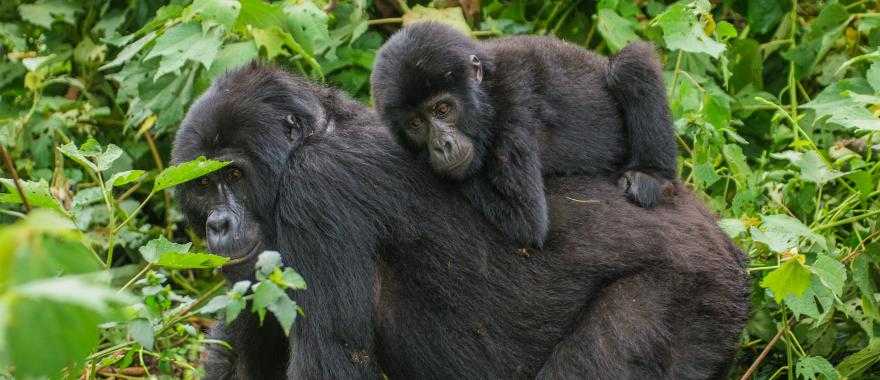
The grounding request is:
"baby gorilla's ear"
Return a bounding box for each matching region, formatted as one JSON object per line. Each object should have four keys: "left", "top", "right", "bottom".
{"left": 469, "top": 55, "right": 483, "bottom": 83}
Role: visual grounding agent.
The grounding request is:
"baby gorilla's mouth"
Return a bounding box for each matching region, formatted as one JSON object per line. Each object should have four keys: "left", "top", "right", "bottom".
{"left": 431, "top": 141, "right": 474, "bottom": 179}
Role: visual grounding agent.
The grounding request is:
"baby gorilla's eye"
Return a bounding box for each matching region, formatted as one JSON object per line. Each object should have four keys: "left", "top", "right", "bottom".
{"left": 227, "top": 168, "right": 243, "bottom": 182}
{"left": 433, "top": 102, "right": 451, "bottom": 119}
{"left": 197, "top": 177, "right": 211, "bottom": 189}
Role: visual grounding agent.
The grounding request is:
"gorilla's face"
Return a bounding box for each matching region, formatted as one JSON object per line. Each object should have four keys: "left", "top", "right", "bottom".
{"left": 402, "top": 93, "right": 476, "bottom": 179}
{"left": 171, "top": 64, "right": 329, "bottom": 266}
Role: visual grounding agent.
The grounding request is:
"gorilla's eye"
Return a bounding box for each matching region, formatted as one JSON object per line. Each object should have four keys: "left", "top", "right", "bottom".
{"left": 227, "top": 168, "right": 243, "bottom": 182}
{"left": 197, "top": 177, "right": 211, "bottom": 189}
{"left": 433, "top": 102, "right": 451, "bottom": 119}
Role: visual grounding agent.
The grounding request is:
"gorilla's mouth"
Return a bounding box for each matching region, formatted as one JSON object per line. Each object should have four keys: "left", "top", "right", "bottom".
{"left": 434, "top": 145, "right": 474, "bottom": 179}
{"left": 223, "top": 242, "right": 263, "bottom": 266}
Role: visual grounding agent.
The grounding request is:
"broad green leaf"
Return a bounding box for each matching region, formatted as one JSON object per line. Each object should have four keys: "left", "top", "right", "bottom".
{"left": 186, "top": 0, "right": 241, "bottom": 29}
{"left": 596, "top": 9, "right": 639, "bottom": 53}
{"left": 278, "top": 268, "right": 307, "bottom": 290}
{"left": 811, "top": 255, "right": 846, "bottom": 297}
{"left": 105, "top": 170, "right": 146, "bottom": 189}
{"left": 852, "top": 255, "right": 877, "bottom": 300}
{"left": 94, "top": 144, "right": 123, "bottom": 171}
{"left": 771, "top": 151, "right": 845, "bottom": 185}
{"left": 785, "top": 275, "right": 834, "bottom": 320}
{"left": 284, "top": 2, "right": 332, "bottom": 56}
{"left": 138, "top": 236, "right": 191, "bottom": 263}
{"left": 652, "top": 2, "right": 725, "bottom": 58}
{"left": 235, "top": 0, "right": 287, "bottom": 31}
{"left": 99, "top": 32, "right": 157, "bottom": 71}
{"left": 18, "top": 0, "right": 82, "bottom": 29}
{"left": 256, "top": 251, "right": 282, "bottom": 276}
{"left": 797, "top": 356, "right": 840, "bottom": 380}
{"left": 837, "top": 340, "right": 880, "bottom": 377}
{"left": 200, "top": 41, "right": 259, "bottom": 88}
{"left": 750, "top": 214, "right": 826, "bottom": 253}
{"left": 59, "top": 141, "right": 98, "bottom": 172}
{"left": 153, "top": 156, "right": 230, "bottom": 192}
{"left": 226, "top": 296, "right": 246, "bottom": 324}
{"left": 721, "top": 144, "right": 751, "bottom": 185}
{"left": 199, "top": 295, "right": 231, "bottom": 314}
{"left": 252, "top": 26, "right": 292, "bottom": 59}
{"left": 145, "top": 22, "right": 224, "bottom": 79}
{"left": 127, "top": 318, "right": 154, "bottom": 349}
{"left": 252, "top": 281, "right": 285, "bottom": 322}
{"left": 156, "top": 252, "right": 229, "bottom": 269}
{"left": 801, "top": 79, "right": 880, "bottom": 131}
{"left": 0, "top": 179, "right": 66, "bottom": 214}
{"left": 402, "top": 6, "right": 471, "bottom": 34}
{"left": 692, "top": 162, "right": 720, "bottom": 188}
{"left": 267, "top": 295, "right": 298, "bottom": 335}
{"left": 761, "top": 258, "right": 811, "bottom": 302}
{"left": 868, "top": 62, "right": 880, "bottom": 93}
{"left": 746, "top": 0, "right": 783, "bottom": 34}
{"left": 717, "top": 218, "right": 746, "bottom": 238}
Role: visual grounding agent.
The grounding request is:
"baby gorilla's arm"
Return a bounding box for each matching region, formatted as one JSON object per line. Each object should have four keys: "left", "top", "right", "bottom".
{"left": 461, "top": 122, "right": 548, "bottom": 248}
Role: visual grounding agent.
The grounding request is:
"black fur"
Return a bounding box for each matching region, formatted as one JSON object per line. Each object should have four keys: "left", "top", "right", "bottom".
{"left": 173, "top": 64, "right": 747, "bottom": 379}
{"left": 371, "top": 22, "right": 678, "bottom": 248}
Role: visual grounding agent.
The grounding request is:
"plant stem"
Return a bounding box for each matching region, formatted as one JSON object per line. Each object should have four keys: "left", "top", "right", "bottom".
{"left": 114, "top": 191, "right": 155, "bottom": 234}
{"left": 739, "top": 319, "right": 792, "bottom": 380}
{"left": 670, "top": 51, "right": 684, "bottom": 99}
{"left": 787, "top": 0, "right": 799, "bottom": 146}
{"left": 144, "top": 131, "right": 173, "bottom": 238}
{"left": 367, "top": 17, "right": 402, "bottom": 25}
{"left": 0, "top": 144, "right": 31, "bottom": 212}
{"left": 815, "top": 209, "right": 880, "bottom": 231}
{"left": 119, "top": 263, "right": 153, "bottom": 293}
{"left": 97, "top": 171, "right": 117, "bottom": 267}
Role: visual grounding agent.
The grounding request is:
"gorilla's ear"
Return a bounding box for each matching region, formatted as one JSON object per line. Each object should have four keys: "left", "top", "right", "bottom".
{"left": 469, "top": 55, "right": 483, "bottom": 83}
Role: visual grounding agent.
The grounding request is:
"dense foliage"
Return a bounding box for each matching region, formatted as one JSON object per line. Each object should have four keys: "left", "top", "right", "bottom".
{"left": 0, "top": 0, "right": 879, "bottom": 378}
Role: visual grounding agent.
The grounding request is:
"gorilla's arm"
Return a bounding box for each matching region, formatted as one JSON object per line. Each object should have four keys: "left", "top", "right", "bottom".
{"left": 461, "top": 117, "right": 548, "bottom": 248}
{"left": 606, "top": 42, "right": 678, "bottom": 207}
{"left": 202, "top": 325, "right": 236, "bottom": 380}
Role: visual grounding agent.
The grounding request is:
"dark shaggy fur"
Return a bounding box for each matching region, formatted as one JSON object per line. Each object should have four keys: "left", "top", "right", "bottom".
{"left": 371, "top": 22, "right": 678, "bottom": 248}
{"left": 172, "top": 64, "right": 748, "bottom": 379}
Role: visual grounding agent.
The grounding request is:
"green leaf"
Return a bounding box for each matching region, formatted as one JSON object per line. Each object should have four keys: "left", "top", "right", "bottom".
{"left": 145, "top": 22, "right": 224, "bottom": 79}
{"left": 652, "top": 2, "right": 725, "bottom": 58}
{"left": 801, "top": 79, "right": 880, "bottom": 132}
{"left": 153, "top": 156, "right": 230, "bottom": 192}
{"left": 279, "top": 268, "right": 307, "bottom": 290}
{"left": 18, "top": 0, "right": 82, "bottom": 29}
{"left": 402, "top": 6, "right": 471, "bottom": 34}
{"left": 746, "top": 0, "right": 783, "bottom": 34}
{"left": 785, "top": 275, "right": 834, "bottom": 320}
{"left": 596, "top": 9, "right": 639, "bottom": 53}
{"left": 138, "top": 236, "right": 191, "bottom": 263}
{"left": 256, "top": 251, "right": 283, "bottom": 276}
{"left": 761, "top": 258, "right": 812, "bottom": 302}
{"left": 811, "top": 255, "right": 846, "bottom": 297}
{"left": 105, "top": 170, "right": 146, "bottom": 189}
{"left": 750, "top": 214, "right": 826, "bottom": 253}
{"left": 199, "top": 295, "right": 231, "bottom": 314}
{"left": 692, "top": 162, "right": 720, "bottom": 188}
{"left": 99, "top": 32, "right": 157, "bottom": 71}
{"left": 127, "top": 319, "right": 154, "bottom": 349}
{"left": 267, "top": 295, "right": 298, "bottom": 335}
{"left": 252, "top": 281, "right": 284, "bottom": 322}
{"left": 186, "top": 0, "right": 241, "bottom": 29}
{"left": 226, "top": 297, "right": 246, "bottom": 324}
{"left": 866, "top": 62, "right": 880, "bottom": 94}
{"left": 200, "top": 41, "right": 259, "bottom": 88}
{"left": 0, "top": 179, "right": 66, "bottom": 214}
{"left": 156, "top": 251, "right": 228, "bottom": 269}
{"left": 718, "top": 218, "right": 746, "bottom": 238}
{"left": 251, "top": 26, "right": 291, "bottom": 59}
{"left": 284, "top": 2, "right": 331, "bottom": 56}
{"left": 235, "top": 0, "right": 287, "bottom": 31}
{"left": 771, "top": 151, "right": 845, "bottom": 185}
{"left": 94, "top": 144, "right": 123, "bottom": 172}
{"left": 797, "top": 356, "right": 840, "bottom": 380}
{"left": 836, "top": 340, "right": 880, "bottom": 378}
{"left": 58, "top": 141, "right": 98, "bottom": 172}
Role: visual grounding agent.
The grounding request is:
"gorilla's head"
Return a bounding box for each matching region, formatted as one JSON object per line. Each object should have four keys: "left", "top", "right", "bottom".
{"left": 371, "top": 22, "right": 494, "bottom": 180}
{"left": 171, "top": 63, "right": 333, "bottom": 268}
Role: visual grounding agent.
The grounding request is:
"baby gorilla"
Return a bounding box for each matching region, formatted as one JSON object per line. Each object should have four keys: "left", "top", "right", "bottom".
{"left": 371, "top": 22, "right": 677, "bottom": 248}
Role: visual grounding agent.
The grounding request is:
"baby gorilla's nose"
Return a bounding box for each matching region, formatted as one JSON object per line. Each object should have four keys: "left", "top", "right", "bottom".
{"left": 432, "top": 134, "right": 455, "bottom": 157}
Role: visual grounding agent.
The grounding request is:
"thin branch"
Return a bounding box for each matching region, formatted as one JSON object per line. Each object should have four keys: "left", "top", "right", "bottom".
{"left": 0, "top": 145, "right": 31, "bottom": 212}
{"left": 739, "top": 318, "right": 794, "bottom": 380}
{"left": 144, "top": 131, "right": 173, "bottom": 238}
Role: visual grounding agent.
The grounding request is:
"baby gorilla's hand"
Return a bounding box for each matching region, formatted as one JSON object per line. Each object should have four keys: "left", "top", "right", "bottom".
{"left": 618, "top": 170, "right": 674, "bottom": 208}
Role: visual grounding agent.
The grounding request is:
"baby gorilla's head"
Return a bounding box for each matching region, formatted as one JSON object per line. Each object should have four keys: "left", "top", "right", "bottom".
{"left": 371, "top": 22, "right": 494, "bottom": 179}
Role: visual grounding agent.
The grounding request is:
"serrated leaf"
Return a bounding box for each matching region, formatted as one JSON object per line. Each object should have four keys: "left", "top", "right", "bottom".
{"left": 105, "top": 170, "right": 145, "bottom": 189}
{"left": 94, "top": 144, "right": 122, "bottom": 172}
{"left": 231, "top": 280, "right": 251, "bottom": 295}
{"left": 801, "top": 79, "right": 880, "bottom": 131}
{"left": 153, "top": 156, "right": 230, "bottom": 192}
{"left": 750, "top": 214, "right": 826, "bottom": 253}
{"left": 280, "top": 268, "right": 306, "bottom": 290}
{"left": 771, "top": 150, "right": 845, "bottom": 185}
{"left": 138, "top": 236, "right": 191, "bottom": 263}
{"left": 797, "top": 356, "right": 840, "bottom": 380}
{"left": 596, "top": 9, "right": 639, "bottom": 53}
{"left": 284, "top": 2, "right": 331, "bottom": 56}
{"left": 652, "top": 2, "right": 725, "bottom": 58}
{"left": 127, "top": 319, "right": 154, "bottom": 349}
{"left": 761, "top": 258, "right": 812, "bottom": 302}
{"left": 186, "top": 0, "right": 241, "bottom": 29}
{"left": 199, "top": 295, "right": 231, "bottom": 314}
{"left": 226, "top": 297, "right": 246, "bottom": 324}
{"left": 0, "top": 179, "right": 66, "bottom": 214}
{"left": 718, "top": 218, "right": 746, "bottom": 238}
{"left": 252, "top": 281, "right": 284, "bottom": 323}
{"left": 785, "top": 275, "right": 834, "bottom": 320}
{"left": 402, "top": 6, "right": 471, "bottom": 34}
{"left": 256, "top": 251, "right": 282, "bottom": 276}
{"left": 156, "top": 252, "right": 229, "bottom": 269}
{"left": 145, "top": 22, "right": 224, "bottom": 79}
{"left": 868, "top": 62, "right": 880, "bottom": 93}
{"left": 267, "top": 295, "right": 298, "bottom": 335}
{"left": 58, "top": 142, "right": 98, "bottom": 172}
{"left": 812, "top": 255, "right": 846, "bottom": 297}
{"left": 99, "top": 32, "right": 157, "bottom": 71}
{"left": 18, "top": 0, "right": 82, "bottom": 29}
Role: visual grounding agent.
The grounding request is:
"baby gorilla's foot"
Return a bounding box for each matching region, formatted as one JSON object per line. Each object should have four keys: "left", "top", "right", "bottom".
{"left": 618, "top": 170, "right": 672, "bottom": 208}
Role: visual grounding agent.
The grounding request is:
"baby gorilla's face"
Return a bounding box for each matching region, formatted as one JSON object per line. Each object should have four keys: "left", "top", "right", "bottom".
{"left": 402, "top": 93, "right": 476, "bottom": 179}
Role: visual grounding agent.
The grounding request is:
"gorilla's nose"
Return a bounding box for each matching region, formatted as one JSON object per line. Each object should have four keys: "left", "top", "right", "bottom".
{"left": 206, "top": 209, "right": 234, "bottom": 251}
{"left": 432, "top": 135, "right": 455, "bottom": 156}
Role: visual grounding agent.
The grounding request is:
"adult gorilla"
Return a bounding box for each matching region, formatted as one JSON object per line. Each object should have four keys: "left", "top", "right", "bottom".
{"left": 172, "top": 64, "right": 748, "bottom": 379}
